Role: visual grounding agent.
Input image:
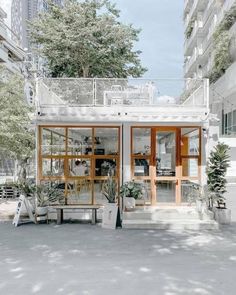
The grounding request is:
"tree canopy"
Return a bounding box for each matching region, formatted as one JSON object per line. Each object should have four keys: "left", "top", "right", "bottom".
{"left": 29, "top": 0, "right": 147, "bottom": 78}
{"left": 0, "top": 67, "right": 35, "bottom": 166}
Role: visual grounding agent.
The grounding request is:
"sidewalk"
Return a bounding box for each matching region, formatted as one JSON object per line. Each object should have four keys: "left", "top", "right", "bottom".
{"left": 1, "top": 222, "right": 236, "bottom": 295}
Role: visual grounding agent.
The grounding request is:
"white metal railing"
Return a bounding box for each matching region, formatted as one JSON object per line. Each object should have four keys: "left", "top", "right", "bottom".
{"left": 37, "top": 78, "right": 209, "bottom": 108}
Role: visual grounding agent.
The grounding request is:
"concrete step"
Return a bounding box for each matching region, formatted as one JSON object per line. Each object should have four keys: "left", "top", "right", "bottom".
{"left": 122, "top": 219, "right": 219, "bottom": 230}
{"left": 123, "top": 208, "right": 214, "bottom": 221}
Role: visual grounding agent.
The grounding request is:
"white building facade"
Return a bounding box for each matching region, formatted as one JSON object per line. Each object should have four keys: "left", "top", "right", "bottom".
{"left": 184, "top": 0, "right": 236, "bottom": 182}
{"left": 34, "top": 78, "right": 220, "bottom": 228}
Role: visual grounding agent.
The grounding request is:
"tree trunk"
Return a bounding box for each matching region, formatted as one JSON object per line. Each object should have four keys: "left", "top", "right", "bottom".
{"left": 82, "top": 66, "right": 90, "bottom": 78}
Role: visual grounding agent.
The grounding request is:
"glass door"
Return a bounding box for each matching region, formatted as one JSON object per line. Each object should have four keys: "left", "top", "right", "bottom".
{"left": 155, "top": 129, "right": 177, "bottom": 204}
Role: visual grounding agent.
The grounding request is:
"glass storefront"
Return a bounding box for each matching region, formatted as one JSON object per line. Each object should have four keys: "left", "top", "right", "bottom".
{"left": 38, "top": 125, "right": 201, "bottom": 206}
{"left": 39, "top": 126, "right": 120, "bottom": 205}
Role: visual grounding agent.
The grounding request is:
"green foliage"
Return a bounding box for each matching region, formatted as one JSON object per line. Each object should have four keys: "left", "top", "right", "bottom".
{"left": 15, "top": 180, "right": 65, "bottom": 207}
{"left": 120, "top": 181, "right": 143, "bottom": 200}
{"left": 101, "top": 174, "right": 117, "bottom": 203}
{"left": 35, "top": 184, "right": 65, "bottom": 207}
{"left": 206, "top": 142, "right": 230, "bottom": 208}
{"left": 29, "top": 0, "right": 147, "bottom": 78}
{"left": 0, "top": 68, "right": 35, "bottom": 170}
{"left": 207, "top": 5, "right": 236, "bottom": 83}
{"left": 186, "top": 19, "right": 195, "bottom": 39}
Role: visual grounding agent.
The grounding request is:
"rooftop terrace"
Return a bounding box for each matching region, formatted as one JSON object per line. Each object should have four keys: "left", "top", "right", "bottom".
{"left": 36, "top": 78, "right": 210, "bottom": 123}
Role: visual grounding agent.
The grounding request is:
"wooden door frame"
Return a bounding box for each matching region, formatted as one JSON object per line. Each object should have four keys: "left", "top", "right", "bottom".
{"left": 131, "top": 126, "right": 202, "bottom": 206}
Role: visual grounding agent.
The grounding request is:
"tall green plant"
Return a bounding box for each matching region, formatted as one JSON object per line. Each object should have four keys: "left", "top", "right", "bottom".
{"left": 206, "top": 142, "right": 230, "bottom": 208}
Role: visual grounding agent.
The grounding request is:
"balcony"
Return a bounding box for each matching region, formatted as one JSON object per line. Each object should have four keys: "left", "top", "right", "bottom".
{"left": 184, "top": 19, "right": 203, "bottom": 54}
{"left": 35, "top": 78, "right": 209, "bottom": 124}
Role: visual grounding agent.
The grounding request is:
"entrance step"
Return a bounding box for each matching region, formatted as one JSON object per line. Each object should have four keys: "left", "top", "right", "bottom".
{"left": 122, "top": 207, "right": 218, "bottom": 230}
{"left": 122, "top": 219, "right": 219, "bottom": 230}
{"left": 123, "top": 207, "right": 214, "bottom": 221}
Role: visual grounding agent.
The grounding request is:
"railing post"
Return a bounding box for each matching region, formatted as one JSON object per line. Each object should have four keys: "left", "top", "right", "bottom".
{"left": 93, "top": 79, "right": 96, "bottom": 106}
{"left": 204, "top": 78, "right": 209, "bottom": 108}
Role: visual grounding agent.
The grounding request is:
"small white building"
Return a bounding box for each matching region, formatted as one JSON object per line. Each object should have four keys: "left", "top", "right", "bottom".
{"left": 34, "top": 77, "right": 221, "bottom": 230}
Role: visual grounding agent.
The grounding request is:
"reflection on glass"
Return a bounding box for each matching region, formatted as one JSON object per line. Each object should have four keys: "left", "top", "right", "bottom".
{"left": 156, "top": 132, "right": 176, "bottom": 176}
{"left": 181, "top": 180, "right": 200, "bottom": 203}
{"left": 42, "top": 128, "right": 65, "bottom": 155}
{"left": 67, "top": 179, "right": 92, "bottom": 204}
{"left": 135, "top": 180, "right": 151, "bottom": 205}
{"left": 68, "top": 128, "right": 92, "bottom": 155}
{"left": 181, "top": 128, "right": 199, "bottom": 155}
{"left": 182, "top": 158, "right": 198, "bottom": 177}
{"left": 94, "top": 128, "right": 119, "bottom": 155}
{"left": 156, "top": 181, "right": 176, "bottom": 203}
{"left": 42, "top": 159, "right": 64, "bottom": 176}
{"left": 133, "top": 128, "right": 151, "bottom": 155}
{"left": 69, "top": 159, "right": 90, "bottom": 177}
{"left": 134, "top": 159, "right": 149, "bottom": 176}
{"left": 94, "top": 180, "right": 118, "bottom": 205}
{"left": 95, "top": 159, "right": 116, "bottom": 176}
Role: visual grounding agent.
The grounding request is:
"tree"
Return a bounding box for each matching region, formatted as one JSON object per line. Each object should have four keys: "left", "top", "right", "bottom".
{"left": 206, "top": 142, "right": 230, "bottom": 208}
{"left": 0, "top": 67, "right": 35, "bottom": 179}
{"left": 29, "top": 0, "right": 147, "bottom": 78}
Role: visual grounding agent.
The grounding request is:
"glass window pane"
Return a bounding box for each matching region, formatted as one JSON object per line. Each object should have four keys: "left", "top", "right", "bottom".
{"left": 42, "top": 128, "right": 65, "bottom": 155}
{"left": 68, "top": 128, "right": 92, "bottom": 155}
{"left": 134, "top": 159, "right": 150, "bottom": 176}
{"left": 156, "top": 131, "right": 176, "bottom": 176}
{"left": 69, "top": 159, "right": 91, "bottom": 177}
{"left": 67, "top": 179, "right": 92, "bottom": 204}
{"left": 94, "top": 128, "right": 119, "bottom": 155}
{"left": 181, "top": 180, "right": 200, "bottom": 203}
{"left": 133, "top": 128, "right": 151, "bottom": 155}
{"left": 42, "top": 159, "right": 64, "bottom": 177}
{"left": 135, "top": 180, "right": 152, "bottom": 205}
{"left": 94, "top": 179, "right": 118, "bottom": 205}
{"left": 156, "top": 181, "right": 176, "bottom": 203}
{"left": 95, "top": 159, "right": 116, "bottom": 176}
{"left": 182, "top": 158, "right": 198, "bottom": 177}
{"left": 181, "top": 128, "right": 199, "bottom": 155}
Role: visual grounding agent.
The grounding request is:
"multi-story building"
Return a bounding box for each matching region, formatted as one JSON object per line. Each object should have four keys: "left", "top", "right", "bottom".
{"left": 0, "top": 6, "right": 25, "bottom": 73}
{"left": 11, "top": 0, "right": 63, "bottom": 50}
{"left": 183, "top": 0, "right": 236, "bottom": 182}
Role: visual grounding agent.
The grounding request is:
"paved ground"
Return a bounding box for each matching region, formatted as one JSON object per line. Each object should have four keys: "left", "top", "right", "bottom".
{"left": 1, "top": 222, "right": 236, "bottom": 295}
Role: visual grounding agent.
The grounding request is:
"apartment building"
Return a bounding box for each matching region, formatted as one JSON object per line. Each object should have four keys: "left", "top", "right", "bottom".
{"left": 183, "top": 0, "right": 236, "bottom": 181}
{"left": 0, "top": 6, "right": 25, "bottom": 73}
{"left": 11, "top": 0, "right": 63, "bottom": 50}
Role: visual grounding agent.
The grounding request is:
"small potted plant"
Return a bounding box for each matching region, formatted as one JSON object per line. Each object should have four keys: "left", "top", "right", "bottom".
{"left": 35, "top": 184, "right": 65, "bottom": 217}
{"left": 120, "top": 181, "right": 143, "bottom": 211}
{"left": 206, "top": 142, "right": 231, "bottom": 224}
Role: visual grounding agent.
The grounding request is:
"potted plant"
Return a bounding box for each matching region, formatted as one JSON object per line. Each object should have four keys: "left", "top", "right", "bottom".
{"left": 101, "top": 173, "right": 121, "bottom": 229}
{"left": 206, "top": 142, "right": 231, "bottom": 224}
{"left": 101, "top": 173, "right": 117, "bottom": 204}
{"left": 120, "top": 181, "right": 143, "bottom": 211}
{"left": 36, "top": 184, "right": 65, "bottom": 215}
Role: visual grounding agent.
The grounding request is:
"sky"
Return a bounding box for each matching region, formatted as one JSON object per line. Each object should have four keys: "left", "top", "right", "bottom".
{"left": 0, "top": 0, "right": 184, "bottom": 80}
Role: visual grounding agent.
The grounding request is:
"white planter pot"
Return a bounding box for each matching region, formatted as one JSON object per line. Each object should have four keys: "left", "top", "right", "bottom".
{"left": 36, "top": 206, "right": 48, "bottom": 216}
{"left": 102, "top": 203, "right": 119, "bottom": 229}
{"left": 124, "top": 197, "right": 136, "bottom": 211}
{"left": 214, "top": 208, "right": 231, "bottom": 225}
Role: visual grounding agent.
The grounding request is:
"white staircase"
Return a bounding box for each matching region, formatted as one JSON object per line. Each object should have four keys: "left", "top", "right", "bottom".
{"left": 122, "top": 206, "right": 218, "bottom": 230}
